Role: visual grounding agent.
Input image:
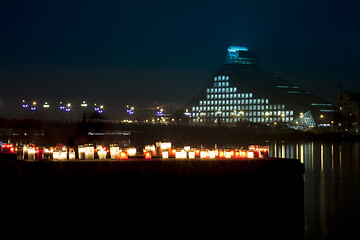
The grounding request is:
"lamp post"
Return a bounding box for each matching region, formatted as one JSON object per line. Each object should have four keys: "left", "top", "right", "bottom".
{"left": 22, "top": 100, "right": 29, "bottom": 118}
{"left": 43, "top": 102, "right": 50, "bottom": 120}
{"left": 81, "top": 101, "right": 87, "bottom": 120}
{"left": 59, "top": 101, "right": 65, "bottom": 120}
{"left": 30, "top": 101, "right": 37, "bottom": 118}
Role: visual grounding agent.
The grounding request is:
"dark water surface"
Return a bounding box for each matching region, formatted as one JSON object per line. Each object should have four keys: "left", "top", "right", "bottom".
{"left": 269, "top": 141, "right": 360, "bottom": 240}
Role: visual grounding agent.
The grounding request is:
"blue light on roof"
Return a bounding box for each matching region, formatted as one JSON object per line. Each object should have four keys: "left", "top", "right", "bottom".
{"left": 227, "top": 46, "right": 248, "bottom": 52}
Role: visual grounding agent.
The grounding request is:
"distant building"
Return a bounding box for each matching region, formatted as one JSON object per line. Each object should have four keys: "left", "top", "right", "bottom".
{"left": 185, "top": 46, "right": 335, "bottom": 129}
{"left": 338, "top": 87, "right": 360, "bottom": 132}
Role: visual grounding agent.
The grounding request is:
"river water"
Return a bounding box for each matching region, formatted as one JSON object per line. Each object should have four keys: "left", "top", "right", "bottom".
{"left": 268, "top": 141, "right": 360, "bottom": 239}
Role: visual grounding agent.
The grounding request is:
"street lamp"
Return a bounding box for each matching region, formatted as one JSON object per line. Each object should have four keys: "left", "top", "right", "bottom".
{"left": 30, "top": 101, "right": 37, "bottom": 111}
{"left": 43, "top": 102, "right": 50, "bottom": 108}
{"left": 81, "top": 101, "right": 88, "bottom": 107}
{"left": 98, "top": 105, "right": 104, "bottom": 114}
{"left": 65, "top": 103, "right": 71, "bottom": 112}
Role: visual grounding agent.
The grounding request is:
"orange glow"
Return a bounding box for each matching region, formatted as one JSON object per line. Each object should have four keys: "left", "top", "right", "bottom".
{"left": 230, "top": 150, "right": 235, "bottom": 157}
{"left": 241, "top": 151, "right": 247, "bottom": 157}
{"left": 119, "top": 152, "right": 128, "bottom": 159}
{"left": 145, "top": 152, "right": 151, "bottom": 159}
{"left": 195, "top": 149, "right": 200, "bottom": 157}
{"left": 219, "top": 151, "right": 225, "bottom": 158}
{"left": 235, "top": 151, "right": 240, "bottom": 159}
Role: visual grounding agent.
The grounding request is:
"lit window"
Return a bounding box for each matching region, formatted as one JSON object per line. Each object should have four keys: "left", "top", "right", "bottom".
{"left": 245, "top": 93, "right": 249, "bottom": 98}
{"left": 222, "top": 76, "right": 225, "bottom": 80}
{"left": 207, "top": 95, "right": 210, "bottom": 99}
{"left": 266, "top": 99, "right": 269, "bottom": 104}
{"left": 211, "top": 95, "right": 214, "bottom": 99}
{"left": 230, "top": 94, "right": 233, "bottom": 98}
{"left": 226, "top": 100, "right": 229, "bottom": 105}
{"left": 249, "top": 93, "right": 253, "bottom": 98}
{"left": 214, "top": 77, "right": 217, "bottom": 81}
{"left": 258, "top": 99, "right": 261, "bottom": 104}
{"left": 196, "top": 107, "right": 199, "bottom": 111}
{"left": 282, "top": 105, "right": 285, "bottom": 110}
{"left": 225, "top": 94, "right": 229, "bottom": 98}
{"left": 261, "top": 106, "right": 264, "bottom": 110}
{"left": 218, "top": 76, "right": 221, "bottom": 80}
{"left": 211, "top": 88, "right": 214, "bottom": 93}
{"left": 290, "top": 111, "right": 293, "bottom": 116}
{"left": 207, "top": 89, "right": 210, "bottom": 93}
{"left": 192, "top": 107, "right": 195, "bottom": 111}
{"left": 230, "top": 100, "right": 233, "bottom": 104}
{"left": 230, "top": 106, "right": 233, "bottom": 110}
{"left": 234, "top": 87, "right": 237, "bottom": 92}
{"left": 226, "top": 88, "right": 229, "bottom": 93}
{"left": 199, "top": 101, "right": 202, "bottom": 105}
{"left": 226, "top": 82, "right": 229, "bottom": 87}
{"left": 241, "top": 100, "right": 244, "bottom": 104}
{"left": 214, "top": 89, "right": 218, "bottom": 93}
{"left": 241, "top": 94, "right": 245, "bottom": 98}
{"left": 226, "top": 76, "right": 229, "bottom": 80}
{"left": 200, "top": 107, "right": 202, "bottom": 111}
{"left": 218, "top": 83, "right": 221, "bottom": 87}
{"left": 249, "top": 106, "right": 252, "bottom": 110}
{"left": 249, "top": 99, "right": 252, "bottom": 104}
{"left": 261, "top": 99, "right": 264, "bottom": 104}
{"left": 245, "top": 100, "right": 248, "bottom": 104}
{"left": 214, "top": 83, "right": 217, "bottom": 87}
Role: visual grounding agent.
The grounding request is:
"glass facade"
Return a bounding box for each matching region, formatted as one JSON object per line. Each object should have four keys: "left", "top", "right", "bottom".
{"left": 189, "top": 75, "right": 294, "bottom": 124}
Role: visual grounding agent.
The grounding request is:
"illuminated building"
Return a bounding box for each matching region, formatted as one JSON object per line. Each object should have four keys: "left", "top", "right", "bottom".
{"left": 185, "top": 46, "right": 335, "bottom": 129}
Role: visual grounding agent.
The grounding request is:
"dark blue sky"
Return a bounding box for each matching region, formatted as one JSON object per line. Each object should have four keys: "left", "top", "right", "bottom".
{"left": 1, "top": 0, "right": 360, "bottom": 117}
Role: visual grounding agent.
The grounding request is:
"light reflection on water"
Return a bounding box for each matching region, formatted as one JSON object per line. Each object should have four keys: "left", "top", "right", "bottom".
{"left": 268, "top": 141, "right": 360, "bottom": 239}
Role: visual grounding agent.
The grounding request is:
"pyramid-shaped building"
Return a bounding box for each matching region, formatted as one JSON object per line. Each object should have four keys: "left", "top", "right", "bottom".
{"left": 185, "top": 46, "right": 335, "bottom": 129}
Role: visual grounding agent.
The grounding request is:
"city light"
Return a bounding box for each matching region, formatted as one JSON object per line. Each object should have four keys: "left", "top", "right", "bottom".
{"left": 59, "top": 102, "right": 65, "bottom": 110}
{"left": 126, "top": 105, "right": 134, "bottom": 115}
{"left": 81, "top": 101, "right": 88, "bottom": 107}
{"left": 43, "top": 102, "right": 50, "bottom": 108}
{"left": 22, "top": 100, "right": 28, "bottom": 108}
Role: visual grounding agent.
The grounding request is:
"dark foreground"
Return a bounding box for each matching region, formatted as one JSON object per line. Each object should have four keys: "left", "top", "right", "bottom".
{"left": 2, "top": 157, "right": 304, "bottom": 239}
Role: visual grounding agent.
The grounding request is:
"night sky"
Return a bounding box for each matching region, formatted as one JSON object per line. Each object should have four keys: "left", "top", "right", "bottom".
{"left": 1, "top": 0, "right": 360, "bottom": 118}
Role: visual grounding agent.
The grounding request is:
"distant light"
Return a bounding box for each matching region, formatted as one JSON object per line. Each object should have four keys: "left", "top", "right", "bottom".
{"left": 98, "top": 110, "right": 103, "bottom": 113}
{"left": 127, "top": 109, "right": 134, "bottom": 115}
{"left": 22, "top": 104, "right": 28, "bottom": 108}
{"left": 81, "top": 101, "right": 87, "bottom": 107}
{"left": 30, "top": 106, "right": 36, "bottom": 111}
{"left": 33, "top": 101, "right": 37, "bottom": 105}
{"left": 65, "top": 108, "right": 71, "bottom": 112}
{"left": 157, "top": 111, "right": 163, "bottom": 117}
{"left": 227, "top": 46, "right": 248, "bottom": 52}
{"left": 43, "top": 102, "right": 50, "bottom": 108}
